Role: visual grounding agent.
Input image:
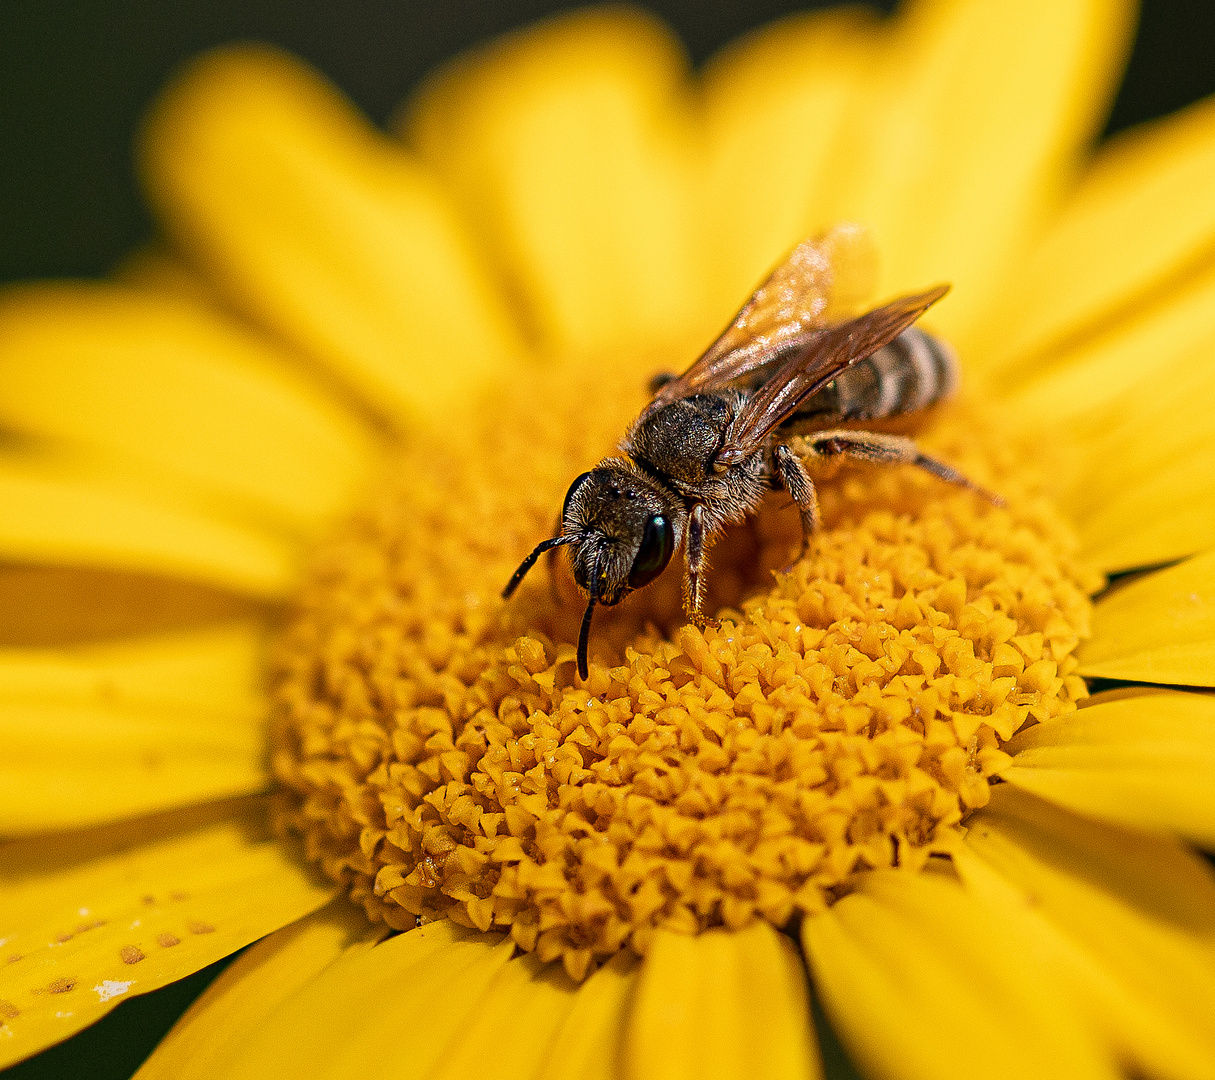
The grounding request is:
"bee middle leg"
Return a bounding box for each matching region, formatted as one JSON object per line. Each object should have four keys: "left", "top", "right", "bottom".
{"left": 788, "top": 430, "right": 1003, "bottom": 505}
{"left": 774, "top": 443, "right": 821, "bottom": 563}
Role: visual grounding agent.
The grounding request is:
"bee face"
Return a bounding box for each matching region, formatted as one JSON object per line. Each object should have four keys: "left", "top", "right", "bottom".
{"left": 561, "top": 462, "right": 679, "bottom": 606}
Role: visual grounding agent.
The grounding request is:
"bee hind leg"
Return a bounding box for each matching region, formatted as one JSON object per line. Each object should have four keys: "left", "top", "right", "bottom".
{"left": 790, "top": 430, "right": 1004, "bottom": 506}
{"left": 774, "top": 443, "right": 820, "bottom": 567}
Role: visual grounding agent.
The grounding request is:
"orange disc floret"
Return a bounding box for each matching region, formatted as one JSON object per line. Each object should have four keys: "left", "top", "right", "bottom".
{"left": 271, "top": 361, "right": 1097, "bottom": 981}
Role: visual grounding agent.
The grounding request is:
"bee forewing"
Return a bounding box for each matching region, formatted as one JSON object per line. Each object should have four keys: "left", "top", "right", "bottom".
{"left": 718, "top": 284, "right": 950, "bottom": 463}
{"left": 817, "top": 222, "right": 879, "bottom": 321}
{"left": 648, "top": 223, "right": 878, "bottom": 409}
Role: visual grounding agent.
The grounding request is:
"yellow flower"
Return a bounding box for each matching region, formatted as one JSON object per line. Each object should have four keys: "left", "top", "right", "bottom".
{"left": 3, "top": 2, "right": 1215, "bottom": 1079}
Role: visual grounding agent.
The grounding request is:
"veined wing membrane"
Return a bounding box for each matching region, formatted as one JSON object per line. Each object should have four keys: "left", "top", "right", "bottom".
{"left": 648, "top": 224, "right": 878, "bottom": 410}
{"left": 717, "top": 285, "right": 950, "bottom": 465}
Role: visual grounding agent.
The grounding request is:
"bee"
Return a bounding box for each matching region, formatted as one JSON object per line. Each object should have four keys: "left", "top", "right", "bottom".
{"left": 503, "top": 224, "right": 998, "bottom": 680}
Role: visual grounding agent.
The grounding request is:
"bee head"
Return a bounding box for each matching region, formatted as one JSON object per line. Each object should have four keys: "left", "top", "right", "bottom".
{"left": 559, "top": 460, "right": 678, "bottom": 607}
{"left": 502, "top": 459, "right": 680, "bottom": 681}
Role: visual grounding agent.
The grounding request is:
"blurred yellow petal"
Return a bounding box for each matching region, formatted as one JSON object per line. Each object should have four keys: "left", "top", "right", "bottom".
{"left": 142, "top": 46, "right": 524, "bottom": 426}
{"left": 1007, "top": 261, "right": 1215, "bottom": 429}
{"left": 802, "top": 869, "right": 1116, "bottom": 1080}
{"left": 0, "top": 566, "right": 261, "bottom": 650}
{"left": 0, "top": 284, "right": 379, "bottom": 539}
{"left": 981, "top": 94, "right": 1215, "bottom": 374}
{"left": 0, "top": 622, "right": 270, "bottom": 833}
{"left": 405, "top": 9, "right": 709, "bottom": 367}
{"left": 1001, "top": 690, "right": 1215, "bottom": 845}
{"left": 1043, "top": 331, "right": 1215, "bottom": 571}
{"left": 0, "top": 619, "right": 263, "bottom": 713}
{"left": 816, "top": 0, "right": 1132, "bottom": 348}
{"left": 0, "top": 798, "right": 333, "bottom": 1069}
{"left": 133, "top": 899, "right": 384, "bottom": 1080}
{"left": 1079, "top": 552, "right": 1215, "bottom": 685}
{"left": 538, "top": 952, "right": 640, "bottom": 1080}
{"left": 698, "top": 7, "right": 881, "bottom": 315}
{"left": 116, "top": 245, "right": 219, "bottom": 305}
{"left": 0, "top": 452, "right": 298, "bottom": 599}
{"left": 1007, "top": 264, "right": 1215, "bottom": 570}
{"left": 216, "top": 922, "right": 514, "bottom": 1079}
{"left": 958, "top": 786, "right": 1215, "bottom": 1080}
{"left": 623, "top": 923, "right": 822, "bottom": 1080}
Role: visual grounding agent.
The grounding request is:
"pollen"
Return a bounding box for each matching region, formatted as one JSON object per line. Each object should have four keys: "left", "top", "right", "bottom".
{"left": 271, "top": 361, "right": 1098, "bottom": 981}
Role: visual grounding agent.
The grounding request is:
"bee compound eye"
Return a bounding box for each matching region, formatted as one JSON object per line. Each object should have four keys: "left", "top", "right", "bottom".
{"left": 627, "top": 514, "right": 674, "bottom": 589}
{"left": 561, "top": 472, "right": 594, "bottom": 524}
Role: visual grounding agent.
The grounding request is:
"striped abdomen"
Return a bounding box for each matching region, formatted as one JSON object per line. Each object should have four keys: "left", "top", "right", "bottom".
{"left": 789, "top": 326, "right": 959, "bottom": 427}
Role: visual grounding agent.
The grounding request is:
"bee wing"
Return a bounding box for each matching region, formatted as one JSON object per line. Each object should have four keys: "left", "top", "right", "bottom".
{"left": 648, "top": 223, "right": 877, "bottom": 410}
{"left": 715, "top": 284, "right": 950, "bottom": 465}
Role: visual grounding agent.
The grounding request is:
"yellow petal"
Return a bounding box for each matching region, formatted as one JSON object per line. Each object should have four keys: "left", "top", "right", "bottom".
{"left": 815, "top": 0, "right": 1133, "bottom": 349}
{"left": 0, "top": 283, "right": 379, "bottom": 539}
{"left": 802, "top": 868, "right": 1116, "bottom": 1080}
{"left": 538, "top": 951, "right": 640, "bottom": 1080}
{"left": 1001, "top": 689, "right": 1215, "bottom": 845}
{"left": 698, "top": 7, "right": 881, "bottom": 317}
{"left": 116, "top": 244, "right": 218, "bottom": 305}
{"left": 623, "top": 922, "right": 822, "bottom": 1080}
{"left": 141, "top": 45, "right": 523, "bottom": 427}
{"left": 1078, "top": 551, "right": 1215, "bottom": 685}
{"left": 1007, "top": 262, "right": 1215, "bottom": 429}
{"left": 427, "top": 952, "right": 579, "bottom": 1080}
{"left": 1008, "top": 271, "right": 1215, "bottom": 572}
{"left": 0, "top": 797, "right": 334, "bottom": 1069}
{"left": 405, "top": 9, "right": 710, "bottom": 368}
{"left": 0, "top": 622, "right": 270, "bottom": 833}
{"left": 980, "top": 94, "right": 1215, "bottom": 374}
{"left": 0, "top": 566, "right": 261, "bottom": 649}
{"left": 958, "top": 786, "right": 1215, "bottom": 1080}
{"left": 213, "top": 922, "right": 514, "bottom": 1079}
{"left": 0, "top": 451, "right": 298, "bottom": 599}
{"left": 133, "top": 899, "right": 384, "bottom": 1080}
{"left": 1043, "top": 328, "right": 1215, "bottom": 571}
{"left": 0, "top": 619, "right": 263, "bottom": 713}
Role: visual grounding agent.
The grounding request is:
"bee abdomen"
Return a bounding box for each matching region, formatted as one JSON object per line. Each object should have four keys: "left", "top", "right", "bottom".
{"left": 793, "top": 326, "right": 958, "bottom": 424}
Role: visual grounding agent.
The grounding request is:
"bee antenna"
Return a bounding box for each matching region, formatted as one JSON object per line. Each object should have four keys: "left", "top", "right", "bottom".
{"left": 577, "top": 571, "right": 599, "bottom": 682}
{"left": 502, "top": 535, "right": 576, "bottom": 599}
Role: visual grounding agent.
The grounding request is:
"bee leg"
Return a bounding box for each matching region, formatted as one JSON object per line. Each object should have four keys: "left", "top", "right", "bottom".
{"left": 774, "top": 443, "right": 820, "bottom": 565}
{"left": 794, "top": 430, "right": 1004, "bottom": 506}
{"left": 683, "top": 504, "right": 719, "bottom": 628}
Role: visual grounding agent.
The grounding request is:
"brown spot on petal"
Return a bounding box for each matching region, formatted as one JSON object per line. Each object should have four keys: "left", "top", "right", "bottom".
{"left": 5, "top": 955, "right": 22, "bottom": 965}
{"left": 0, "top": 1000, "right": 19, "bottom": 1019}
{"left": 169, "top": 891, "right": 190, "bottom": 902}
{"left": 156, "top": 933, "right": 181, "bottom": 948}
{"left": 53, "top": 933, "right": 74, "bottom": 944}
{"left": 45, "top": 978, "right": 76, "bottom": 994}
{"left": 187, "top": 921, "right": 216, "bottom": 935}
{"left": 119, "top": 946, "right": 145, "bottom": 964}
{"left": 74, "top": 920, "right": 106, "bottom": 934}
{"left": 142, "top": 895, "right": 156, "bottom": 906}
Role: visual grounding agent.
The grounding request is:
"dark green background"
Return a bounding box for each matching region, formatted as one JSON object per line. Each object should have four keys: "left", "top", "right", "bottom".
{"left": 2, "top": 1, "right": 1214, "bottom": 1076}
{"left": 2, "top": 0, "right": 1215, "bottom": 286}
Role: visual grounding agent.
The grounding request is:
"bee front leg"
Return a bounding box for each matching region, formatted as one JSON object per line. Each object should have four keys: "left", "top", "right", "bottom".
{"left": 682, "top": 503, "right": 718, "bottom": 628}
{"left": 774, "top": 443, "right": 820, "bottom": 564}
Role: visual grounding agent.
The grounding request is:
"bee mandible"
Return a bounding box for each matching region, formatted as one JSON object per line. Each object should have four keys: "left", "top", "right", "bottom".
{"left": 503, "top": 224, "right": 998, "bottom": 680}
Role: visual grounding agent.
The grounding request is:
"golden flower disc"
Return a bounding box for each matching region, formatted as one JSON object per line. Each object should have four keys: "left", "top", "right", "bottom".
{"left": 272, "top": 360, "right": 1098, "bottom": 980}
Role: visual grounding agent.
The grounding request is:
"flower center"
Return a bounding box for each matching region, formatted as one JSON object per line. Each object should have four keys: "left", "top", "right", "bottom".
{"left": 271, "top": 360, "right": 1097, "bottom": 981}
